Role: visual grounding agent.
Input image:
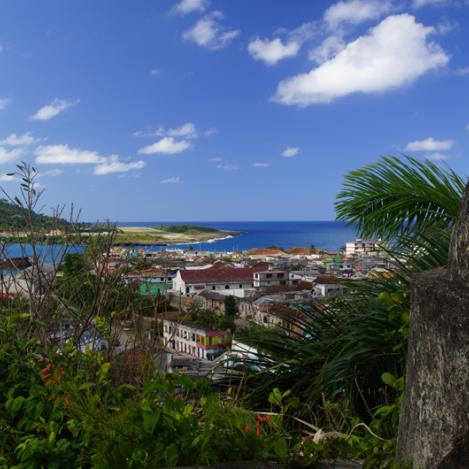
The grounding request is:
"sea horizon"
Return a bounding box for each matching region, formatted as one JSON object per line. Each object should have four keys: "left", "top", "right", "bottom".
{"left": 108, "top": 221, "right": 356, "bottom": 252}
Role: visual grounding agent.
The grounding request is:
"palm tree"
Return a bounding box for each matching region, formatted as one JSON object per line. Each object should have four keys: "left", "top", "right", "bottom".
{"left": 224, "top": 156, "right": 466, "bottom": 428}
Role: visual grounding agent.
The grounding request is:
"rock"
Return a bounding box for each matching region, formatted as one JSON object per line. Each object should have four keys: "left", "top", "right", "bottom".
{"left": 396, "top": 182, "right": 469, "bottom": 468}
{"left": 448, "top": 182, "right": 469, "bottom": 282}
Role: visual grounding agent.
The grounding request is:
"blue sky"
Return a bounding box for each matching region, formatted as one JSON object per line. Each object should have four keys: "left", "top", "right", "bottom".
{"left": 0, "top": 0, "right": 468, "bottom": 222}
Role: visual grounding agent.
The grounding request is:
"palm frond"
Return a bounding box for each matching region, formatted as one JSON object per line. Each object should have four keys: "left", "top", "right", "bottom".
{"left": 335, "top": 156, "right": 465, "bottom": 245}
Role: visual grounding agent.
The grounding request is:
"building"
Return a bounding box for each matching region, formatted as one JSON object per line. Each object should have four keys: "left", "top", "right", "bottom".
{"left": 312, "top": 275, "right": 343, "bottom": 298}
{"left": 126, "top": 268, "right": 174, "bottom": 296}
{"left": 172, "top": 264, "right": 264, "bottom": 296}
{"left": 161, "top": 319, "right": 231, "bottom": 360}
{"left": 345, "top": 239, "right": 382, "bottom": 257}
{"left": 194, "top": 290, "right": 226, "bottom": 314}
{"left": 253, "top": 269, "right": 288, "bottom": 288}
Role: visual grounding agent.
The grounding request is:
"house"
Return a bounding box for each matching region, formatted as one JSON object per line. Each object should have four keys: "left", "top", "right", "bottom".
{"left": 193, "top": 290, "right": 226, "bottom": 314}
{"left": 289, "top": 270, "right": 322, "bottom": 284}
{"left": 172, "top": 264, "right": 264, "bottom": 296}
{"left": 312, "top": 275, "right": 343, "bottom": 298}
{"left": 253, "top": 269, "right": 288, "bottom": 288}
{"left": 255, "top": 303, "right": 304, "bottom": 334}
{"left": 125, "top": 268, "right": 174, "bottom": 296}
{"left": 161, "top": 319, "right": 231, "bottom": 360}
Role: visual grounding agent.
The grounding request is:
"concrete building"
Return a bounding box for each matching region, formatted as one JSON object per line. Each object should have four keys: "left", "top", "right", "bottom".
{"left": 172, "top": 264, "right": 264, "bottom": 296}
{"left": 345, "top": 239, "right": 382, "bottom": 257}
{"left": 125, "top": 268, "right": 174, "bottom": 296}
{"left": 161, "top": 319, "right": 231, "bottom": 360}
{"left": 253, "top": 269, "right": 288, "bottom": 288}
{"left": 312, "top": 275, "right": 343, "bottom": 298}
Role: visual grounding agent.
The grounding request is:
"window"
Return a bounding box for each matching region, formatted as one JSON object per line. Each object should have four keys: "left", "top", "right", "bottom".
{"left": 266, "top": 273, "right": 272, "bottom": 279}
{"left": 239, "top": 284, "right": 242, "bottom": 288}
{"left": 277, "top": 273, "right": 284, "bottom": 279}
{"left": 212, "top": 285, "right": 216, "bottom": 290}
{"left": 225, "top": 285, "right": 230, "bottom": 289}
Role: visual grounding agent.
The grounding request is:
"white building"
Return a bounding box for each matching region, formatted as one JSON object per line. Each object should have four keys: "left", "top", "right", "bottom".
{"left": 345, "top": 239, "right": 382, "bottom": 257}
{"left": 172, "top": 265, "right": 262, "bottom": 296}
{"left": 161, "top": 319, "right": 231, "bottom": 360}
{"left": 312, "top": 275, "right": 343, "bottom": 298}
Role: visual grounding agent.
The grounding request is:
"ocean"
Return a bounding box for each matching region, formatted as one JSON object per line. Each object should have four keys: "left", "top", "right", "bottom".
{"left": 1, "top": 222, "right": 356, "bottom": 259}
{"left": 115, "top": 221, "right": 356, "bottom": 252}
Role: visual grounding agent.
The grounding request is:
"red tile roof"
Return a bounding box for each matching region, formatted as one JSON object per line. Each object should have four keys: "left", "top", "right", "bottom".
{"left": 314, "top": 275, "right": 340, "bottom": 285}
{"left": 287, "top": 247, "right": 311, "bottom": 254}
{"left": 248, "top": 249, "right": 284, "bottom": 256}
{"left": 180, "top": 265, "right": 263, "bottom": 284}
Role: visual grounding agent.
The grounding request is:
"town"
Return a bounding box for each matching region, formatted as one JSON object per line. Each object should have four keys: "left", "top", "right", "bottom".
{"left": 96, "top": 238, "right": 389, "bottom": 376}
{"left": 0, "top": 239, "right": 389, "bottom": 377}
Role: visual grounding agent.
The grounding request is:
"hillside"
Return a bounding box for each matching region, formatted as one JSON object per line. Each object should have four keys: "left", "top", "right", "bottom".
{"left": 152, "top": 224, "right": 220, "bottom": 234}
{"left": 0, "top": 198, "right": 70, "bottom": 231}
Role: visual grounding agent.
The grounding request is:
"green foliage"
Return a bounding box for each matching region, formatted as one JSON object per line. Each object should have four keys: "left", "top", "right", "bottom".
{"left": 0, "top": 198, "right": 70, "bottom": 231}
{"left": 0, "top": 311, "right": 295, "bottom": 467}
{"left": 153, "top": 224, "right": 220, "bottom": 234}
{"left": 187, "top": 304, "right": 235, "bottom": 331}
{"left": 62, "top": 253, "right": 88, "bottom": 275}
{"left": 225, "top": 156, "right": 463, "bottom": 467}
{"left": 224, "top": 295, "right": 238, "bottom": 317}
{"left": 234, "top": 279, "right": 408, "bottom": 422}
{"left": 335, "top": 155, "right": 464, "bottom": 249}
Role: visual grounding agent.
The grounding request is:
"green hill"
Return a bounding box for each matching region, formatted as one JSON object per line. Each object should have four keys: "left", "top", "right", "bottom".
{"left": 0, "top": 198, "right": 70, "bottom": 231}
{"left": 152, "top": 224, "right": 220, "bottom": 234}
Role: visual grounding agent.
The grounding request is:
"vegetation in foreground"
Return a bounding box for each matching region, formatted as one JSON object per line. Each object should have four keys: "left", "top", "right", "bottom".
{"left": 0, "top": 157, "right": 463, "bottom": 467}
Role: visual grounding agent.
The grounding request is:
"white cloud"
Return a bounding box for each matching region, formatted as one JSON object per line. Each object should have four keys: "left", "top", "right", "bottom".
{"left": 167, "top": 122, "right": 198, "bottom": 139}
{"left": 161, "top": 176, "right": 181, "bottom": 184}
{"left": 309, "top": 35, "right": 346, "bottom": 64}
{"left": 138, "top": 137, "right": 191, "bottom": 155}
{"left": 174, "top": 0, "right": 208, "bottom": 15}
{"left": 0, "top": 132, "right": 37, "bottom": 146}
{"left": 412, "top": 0, "right": 449, "bottom": 8}
{"left": 465, "top": 123, "right": 469, "bottom": 132}
{"left": 0, "top": 147, "right": 23, "bottom": 164}
{"left": 31, "top": 98, "right": 79, "bottom": 121}
{"left": 150, "top": 68, "right": 161, "bottom": 76}
{"left": 35, "top": 144, "right": 106, "bottom": 164}
{"left": 424, "top": 152, "right": 448, "bottom": 161}
{"left": 134, "top": 122, "right": 213, "bottom": 140}
{"left": 252, "top": 162, "right": 270, "bottom": 168}
{"left": 248, "top": 38, "right": 300, "bottom": 66}
{"left": 208, "top": 157, "right": 222, "bottom": 162}
{"left": 93, "top": 157, "right": 145, "bottom": 176}
{"left": 0, "top": 98, "right": 11, "bottom": 110}
{"left": 324, "top": 0, "right": 393, "bottom": 28}
{"left": 282, "top": 147, "right": 300, "bottom": 158}
{"left": 405, "top": 137, "right": 454, "bottom": 151}
{"left": 183, "top": 11, "right": 240, "bottom": 50}
{"left": 274, "top": 15, "right": 449, "bottom": 107}
{"left": 217, "top": 163, "right": 239, "bottom": 170}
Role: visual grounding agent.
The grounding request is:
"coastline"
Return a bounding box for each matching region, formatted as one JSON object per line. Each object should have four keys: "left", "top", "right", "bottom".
{"left": 110, "top": 230, "right": 240, "bottom": 247}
